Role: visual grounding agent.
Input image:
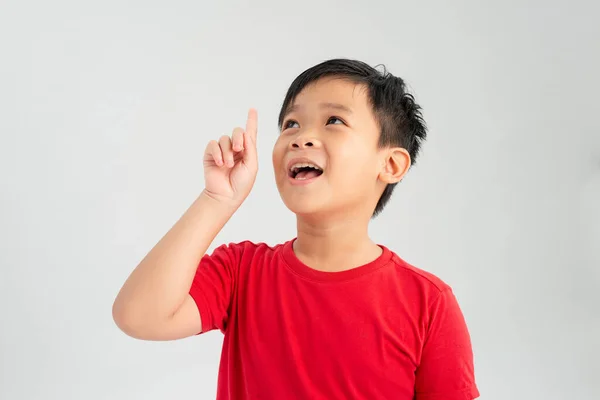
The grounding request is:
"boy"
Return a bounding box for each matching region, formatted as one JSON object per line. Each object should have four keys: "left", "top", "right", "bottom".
{"left": 112, "top": 59, "right": 479, "bottom": 399}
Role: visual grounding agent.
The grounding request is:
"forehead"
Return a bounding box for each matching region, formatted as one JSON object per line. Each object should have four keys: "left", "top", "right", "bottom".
{"left": 289, "top": 77, "right": 371, "bottom": 112}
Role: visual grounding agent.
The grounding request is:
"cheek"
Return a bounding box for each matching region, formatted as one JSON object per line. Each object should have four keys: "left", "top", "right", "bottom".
{"left": 331, "top": 141, "right": 379, "bottom": 184}
{"left": 272, "top": 138, "right": 282, "bottom": 161}
{"left": 272, "top": 139, "right": 286, "bottom": 174}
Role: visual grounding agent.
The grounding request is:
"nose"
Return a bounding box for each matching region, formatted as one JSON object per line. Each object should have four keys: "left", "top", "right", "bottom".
{"left": 290, "top": 133, "right": 321, "bottom": 149}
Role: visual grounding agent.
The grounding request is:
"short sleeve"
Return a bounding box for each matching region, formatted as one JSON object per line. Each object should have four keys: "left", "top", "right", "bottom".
{"left": 189, "top": 243, "right": 242, "bottom": 334}
{"left": 415, "top": 288, "right": 479, "bottom": 400}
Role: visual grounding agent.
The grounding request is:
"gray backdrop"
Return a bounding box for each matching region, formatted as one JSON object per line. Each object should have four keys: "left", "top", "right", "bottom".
{"left": 1, "top": 1, "right": 598, "bottom": 399}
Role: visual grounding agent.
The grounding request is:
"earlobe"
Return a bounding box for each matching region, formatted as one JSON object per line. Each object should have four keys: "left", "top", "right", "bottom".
{"left": 379, "top": 148, "right": 411, "bottom": 184}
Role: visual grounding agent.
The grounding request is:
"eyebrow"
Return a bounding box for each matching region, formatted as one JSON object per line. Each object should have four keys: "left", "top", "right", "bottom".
{"left": 283, "top": 102, "right": 353, "bottom": 119}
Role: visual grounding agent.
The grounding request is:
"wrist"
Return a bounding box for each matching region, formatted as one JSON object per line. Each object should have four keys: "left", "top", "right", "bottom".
{"left": 199, "top": 189, "right": 242, "bottom": 214}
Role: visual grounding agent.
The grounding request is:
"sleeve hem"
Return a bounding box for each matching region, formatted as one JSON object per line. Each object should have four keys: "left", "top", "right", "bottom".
{"left": 189, "top": 285, "right": 212, "bottom": 335}
{"left": 416, "top": 385, "right": 480, "bottom": 400}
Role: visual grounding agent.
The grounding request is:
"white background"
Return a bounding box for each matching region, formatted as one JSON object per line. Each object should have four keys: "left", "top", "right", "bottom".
{"left": 1, "top": 0, "right": 599, "bottom": 399}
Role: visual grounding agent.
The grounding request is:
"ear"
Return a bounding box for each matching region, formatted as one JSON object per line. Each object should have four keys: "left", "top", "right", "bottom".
{"left": 378, "top": 147, "right": 411, "bottom": 184}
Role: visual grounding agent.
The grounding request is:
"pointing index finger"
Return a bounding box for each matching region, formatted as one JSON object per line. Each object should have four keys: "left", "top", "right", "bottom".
{"left": 245, "top": 108, "right": 258, "bottom": 144}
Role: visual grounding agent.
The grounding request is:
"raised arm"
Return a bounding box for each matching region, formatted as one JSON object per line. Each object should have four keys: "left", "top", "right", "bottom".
{"left": 112, "top": 109, "right": 259, "bottom": 341}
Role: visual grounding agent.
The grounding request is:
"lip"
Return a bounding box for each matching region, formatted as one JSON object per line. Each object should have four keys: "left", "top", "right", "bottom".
{"left": 286, "top": 156, "right": 325, "bottom": 186}
{"left": 286, "top": 157, "right": 324, "bottom": 173}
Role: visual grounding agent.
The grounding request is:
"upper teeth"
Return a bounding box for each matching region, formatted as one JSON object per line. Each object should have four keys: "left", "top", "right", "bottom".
{"left": 290, "top": 162, "right": 322, "bottom": 173}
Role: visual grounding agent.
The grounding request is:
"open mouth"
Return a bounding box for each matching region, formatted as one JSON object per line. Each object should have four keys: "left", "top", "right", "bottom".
{"left": 288, "top": 162, "right": 324, "bottom": 180}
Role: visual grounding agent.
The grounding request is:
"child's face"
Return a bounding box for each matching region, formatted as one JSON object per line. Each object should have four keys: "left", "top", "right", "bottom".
{"left": 272, "top": 77, "right": 388, "bottom": 218}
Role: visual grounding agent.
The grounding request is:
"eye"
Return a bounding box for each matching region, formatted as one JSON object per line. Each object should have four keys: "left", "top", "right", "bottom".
{"left": 283, "top": 120, "right": 299, "bottom": 129}
{"left": 326, "top": 116, "right": 344, "bottom": 125}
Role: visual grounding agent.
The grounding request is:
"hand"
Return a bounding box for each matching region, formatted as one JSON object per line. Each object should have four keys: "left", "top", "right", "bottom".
{"left": 202, "top": 109, "right": 258, "bottom": 207}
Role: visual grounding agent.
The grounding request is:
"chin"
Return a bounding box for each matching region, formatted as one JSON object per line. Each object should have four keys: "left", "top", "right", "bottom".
{"left": 279, "top": 190, "right": 374, "bottom": 222}
{"left": 282, "top": 198, "right": 321, "bottom": 215}
{"left": 277, "top": 191, "right": 329, "bottom": 217}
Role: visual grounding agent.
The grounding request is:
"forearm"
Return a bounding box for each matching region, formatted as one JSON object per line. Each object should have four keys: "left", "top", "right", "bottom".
{"left": 112, "top": 190, "right": 237, "bottom": 328}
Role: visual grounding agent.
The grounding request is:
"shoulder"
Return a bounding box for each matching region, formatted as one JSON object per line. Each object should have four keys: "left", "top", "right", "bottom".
{"left": 385, "top": 247, "right": 452, "bottom": 297}
{"left": 208, "top": 239, "right": 288, "bottom": 262}
{"left": 212, "top": 240, "right": 286, "bottom": 253}
{"left": 384, "top": 249, "right": 469, "bottom": 328}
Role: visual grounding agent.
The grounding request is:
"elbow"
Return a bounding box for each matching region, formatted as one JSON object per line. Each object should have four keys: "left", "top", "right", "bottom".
{"left": 112, "top": 300, "right": 128, "bottom": 333}
{"left": 112, "top": 298, "right": 166, "bottom": 340}
{"left": 112, "top": 298, "right": 140, "bottom": 338}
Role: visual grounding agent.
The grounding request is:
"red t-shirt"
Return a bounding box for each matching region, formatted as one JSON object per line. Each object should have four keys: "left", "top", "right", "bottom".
{"left": 189, "top": 239, "right": 479, "bottom": 400}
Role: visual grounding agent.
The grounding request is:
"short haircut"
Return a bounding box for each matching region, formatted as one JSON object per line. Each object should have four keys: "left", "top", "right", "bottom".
{"left": 278, "top": 59, "right": 428, "bottom": 216}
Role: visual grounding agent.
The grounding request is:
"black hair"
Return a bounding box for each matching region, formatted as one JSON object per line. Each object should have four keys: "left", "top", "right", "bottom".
{"left": 277, "top": 58, "right": 427, "bottom": 217}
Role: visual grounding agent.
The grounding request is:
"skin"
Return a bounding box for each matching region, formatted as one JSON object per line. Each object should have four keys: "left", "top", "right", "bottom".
{"left": 273, "top": 77, "right": 411, "bottom": 272}
{"left": 112, "top": 77, "right": 410, "bottom": 341}
{"left": 112, "top": 110, "right": 259, "bottom": 340}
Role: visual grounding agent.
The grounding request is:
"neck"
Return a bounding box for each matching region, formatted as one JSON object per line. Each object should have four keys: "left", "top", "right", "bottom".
{"left": 293, "top": 213, "right": 381, "bottom": 272}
